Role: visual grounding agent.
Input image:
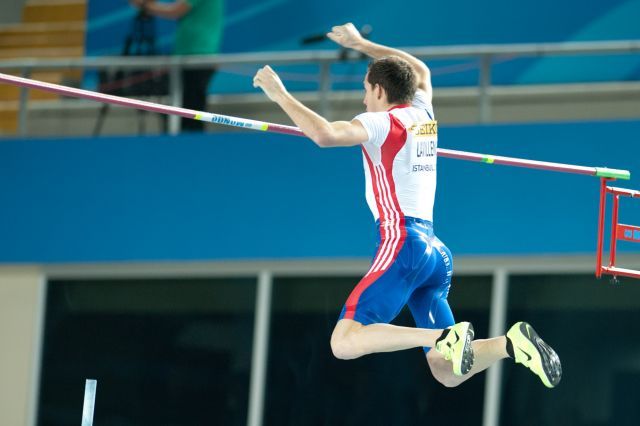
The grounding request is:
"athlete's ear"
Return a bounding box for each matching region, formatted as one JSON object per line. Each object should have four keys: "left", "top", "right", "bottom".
{"left": 375, "top": 84, "right": 384, "bottom": 100}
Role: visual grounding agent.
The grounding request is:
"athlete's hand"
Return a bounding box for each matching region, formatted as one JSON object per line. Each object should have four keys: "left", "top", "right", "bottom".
{"left": 253, "top": 65, "right": 288, "bottom": 103}
{"left": 327, "top": 23, "right": 364, "bottom": 50}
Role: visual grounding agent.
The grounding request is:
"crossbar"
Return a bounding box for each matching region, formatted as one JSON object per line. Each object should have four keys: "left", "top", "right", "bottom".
{"left": 0, "top": 72, "right": 631, "bottom": 180}
{"left": 607, "top": 186, "right": 640, "bottom": 197}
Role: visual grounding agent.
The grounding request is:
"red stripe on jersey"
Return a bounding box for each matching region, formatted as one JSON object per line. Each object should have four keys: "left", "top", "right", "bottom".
{"left": 381, "top": 113, "right": 408, "bottom": 173}
{"left": 377, "top": 113, "right": 408, "bottom": 270}
{"left": 372, "top": 164, "right": 398, "bottom": 271}
{"left": 362, "top": 148, "right": 393, "bottom": 273}
{"left": 362, "top": 148, "right": 384, "bottom": 222}
{"left": 345, "top": 112, "right": 410, "bottom": 319}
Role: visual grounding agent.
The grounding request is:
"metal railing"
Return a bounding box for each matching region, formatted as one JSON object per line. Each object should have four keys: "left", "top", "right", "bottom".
{"left": 1, "top": 39, "right": 639, "bottom": 136}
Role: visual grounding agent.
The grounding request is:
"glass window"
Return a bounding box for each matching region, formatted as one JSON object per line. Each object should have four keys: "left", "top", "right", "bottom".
{"left": 38, "top": 277, "right": 256, "bottom": 426}
{"left": 265, "top": 274, "right": 492, "bottom": 426}
{"left": 502, "top": 274, "right": 640, "bottom": 426}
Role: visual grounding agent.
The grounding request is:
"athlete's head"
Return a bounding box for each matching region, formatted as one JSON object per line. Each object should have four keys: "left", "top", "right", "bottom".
{"left": 363, "top": 56, "right": 417, "bottom": 112}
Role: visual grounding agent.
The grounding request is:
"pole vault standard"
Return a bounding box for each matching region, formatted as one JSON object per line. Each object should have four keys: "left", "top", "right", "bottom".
{"left": 1, "top": 71, "right": 638, "bottom": 280}
{"left": 0, "top": 72, "right": 631, "bottom": 180}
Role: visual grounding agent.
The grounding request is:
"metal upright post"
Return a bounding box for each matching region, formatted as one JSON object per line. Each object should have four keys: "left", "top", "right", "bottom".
{"left": 609, "top": 194, "right": 620, "bottom": 267}
{"left": 596, "top": 178, "right": 609, "bottom": 278}
{"left": 247, "top": 270, "right": 273, "bottom": 426}
{"left": 482, "top": 268, "right": 509, "bottom": 426}
{"left": 319, "top": 61, "right": 331, "bottom": 119}
{"left": 479, "top": 55, "right": 492, "bottom": 124}
{"left": 168, "top": 63, "right": 183, "bottom": 135}
{"left": 18, "top": 68, "right": 32, "bottom": 136}
{"left": 81, "top": 379, "right": 97, "bottom": 426}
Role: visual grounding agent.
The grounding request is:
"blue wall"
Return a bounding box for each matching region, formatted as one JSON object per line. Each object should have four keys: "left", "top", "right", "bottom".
{"left": 1, "top": 120, "right": 639, "bottom": 263}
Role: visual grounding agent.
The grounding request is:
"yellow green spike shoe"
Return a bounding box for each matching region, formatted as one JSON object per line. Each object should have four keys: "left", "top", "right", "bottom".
{"left": 507, "top": 322, "right": 562, "bottom": 388}
{"left": 435, "top": 322, "right": 475, "bottom": 376}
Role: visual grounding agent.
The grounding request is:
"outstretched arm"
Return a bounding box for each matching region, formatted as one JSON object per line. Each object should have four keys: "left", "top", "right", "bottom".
{"left": 253, "top": 65, "right": 368, "bottom": 148}
{"left": 327, "top": 23, "right": 432, "bottom": 103}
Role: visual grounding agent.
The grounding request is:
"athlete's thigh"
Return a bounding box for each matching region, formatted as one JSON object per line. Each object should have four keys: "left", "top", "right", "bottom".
{"left": 338, "top": 260, "right": 412, "bottom": 325}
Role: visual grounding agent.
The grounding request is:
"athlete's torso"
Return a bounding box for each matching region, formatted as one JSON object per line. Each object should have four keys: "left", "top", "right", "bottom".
{"left": 354, "top": 90, "right": 438, "bottom": 223}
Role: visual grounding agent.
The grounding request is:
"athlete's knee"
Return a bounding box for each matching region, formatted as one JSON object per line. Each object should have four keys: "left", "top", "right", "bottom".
{"left": 330, "top": 322, "right": 364, "bottom": 360}
{"left": 427, "top": 350, "right": 464, "bottom": 388}
{"left": 331, "top": 332, "right": 365, "bottom": 360}
{"left": 434, "top": 372, "right": 463, "bottom": 388}
{"left": 331, "top": 338, "right": 356, "bottom": 360}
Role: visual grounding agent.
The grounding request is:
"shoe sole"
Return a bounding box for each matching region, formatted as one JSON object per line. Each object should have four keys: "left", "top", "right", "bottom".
{"left": 513, "top": 322, "right": 562, "bottom": 388}
{"left": 453, "top": 322, "right": 475, "bottom": 376}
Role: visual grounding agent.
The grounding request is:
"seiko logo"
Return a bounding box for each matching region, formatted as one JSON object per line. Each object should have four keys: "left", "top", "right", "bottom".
{"left": 410, "top": 121, "right": 438, "bottom": 136}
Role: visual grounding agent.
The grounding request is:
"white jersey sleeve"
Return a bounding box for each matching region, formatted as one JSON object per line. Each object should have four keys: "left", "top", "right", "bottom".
{"left": 353, "top": 112, "right": 390, "bottom": 148}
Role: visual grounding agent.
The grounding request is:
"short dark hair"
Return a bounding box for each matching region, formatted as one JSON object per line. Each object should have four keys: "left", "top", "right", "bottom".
{"left": 367, "top": 56, "right": 417, "bottom": 104}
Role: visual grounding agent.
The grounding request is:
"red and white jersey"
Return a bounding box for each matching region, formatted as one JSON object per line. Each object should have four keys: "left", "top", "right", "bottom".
{"left": 354, "top": 90, "right": 437, "bottom": 223}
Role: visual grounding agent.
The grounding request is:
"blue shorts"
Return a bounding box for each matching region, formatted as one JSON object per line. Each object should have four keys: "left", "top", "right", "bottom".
{"left": 338, "top": 216, "right": 455, "bottom": 351}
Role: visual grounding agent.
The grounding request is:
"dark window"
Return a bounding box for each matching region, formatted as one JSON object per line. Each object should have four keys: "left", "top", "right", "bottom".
{"left": 502, "top": 274, "right": 640, "bottom": 426}
{"left": 265, "top": 274, "right": 491, "bottom": 426}
{"left": 39, "top": 278, "right": 256, "bottom": 426}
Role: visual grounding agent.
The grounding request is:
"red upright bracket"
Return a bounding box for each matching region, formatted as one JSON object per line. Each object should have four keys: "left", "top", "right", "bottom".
{"left": 596, "top": 179, "right": 640, "bottom": 280}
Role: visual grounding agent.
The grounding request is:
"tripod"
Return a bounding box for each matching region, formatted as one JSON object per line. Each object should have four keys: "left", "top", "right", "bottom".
{"left": 94, "top": 9, "right": 168, "bottom": 136}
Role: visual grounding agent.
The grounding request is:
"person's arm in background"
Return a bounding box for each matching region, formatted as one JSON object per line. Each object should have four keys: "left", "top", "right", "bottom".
{"left": 130, "top": 0, "right": 191, "bottom": 20}
{"left": 327, "top": 23, "right": 432, "bottom": 103}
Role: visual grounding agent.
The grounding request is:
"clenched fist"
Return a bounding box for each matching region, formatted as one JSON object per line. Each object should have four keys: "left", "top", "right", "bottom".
{"left": 327, "top": 23, "right": 364, "bottom": 50}
{"left": 253, "top": 65, "right": 288, "bottom": 103}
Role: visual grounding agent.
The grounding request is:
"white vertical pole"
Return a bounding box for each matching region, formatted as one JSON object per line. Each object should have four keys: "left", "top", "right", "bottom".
{"left": 18, "top": 68, "right": 31, "bottom": 136}
{"left": 27, "top": 277, "right": 46, "bottom": 426}
{"left": 168, "top": 63, "right": 183, "bottom": 135}
{"left": 247, "top": 270, "right": 273, "bottom": 426}
{"left": 478, "top": 54, "right": 492, "bottom": 123}
{"left": 318, "top": 61, "right": 332, "bottom": 119}
{"left": 482, "top": 268, "right": 509, "bottom": 426}
{"left": 81, "top": 379, "right": 97, "bottom": 426}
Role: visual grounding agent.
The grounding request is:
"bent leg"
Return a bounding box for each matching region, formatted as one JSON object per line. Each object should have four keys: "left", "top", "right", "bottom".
{"left": 405, "top": 238, "right": 505, "bottom": 385}
{"left": 408, "top": 290, "right": 501, "bottom": 385}
{"left": 330, "top": 318, "right": 445, "bottom": 360}
{"left": 332, "top": 244, "right": 447, "bottom": 359}
{"left": 427, "top": 336, "right": 509, "bottom": 387}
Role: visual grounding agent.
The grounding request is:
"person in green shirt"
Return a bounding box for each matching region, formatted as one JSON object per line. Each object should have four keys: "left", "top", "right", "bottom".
{"left": 130, "top": 0, "right": 224, "bottom": 132}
